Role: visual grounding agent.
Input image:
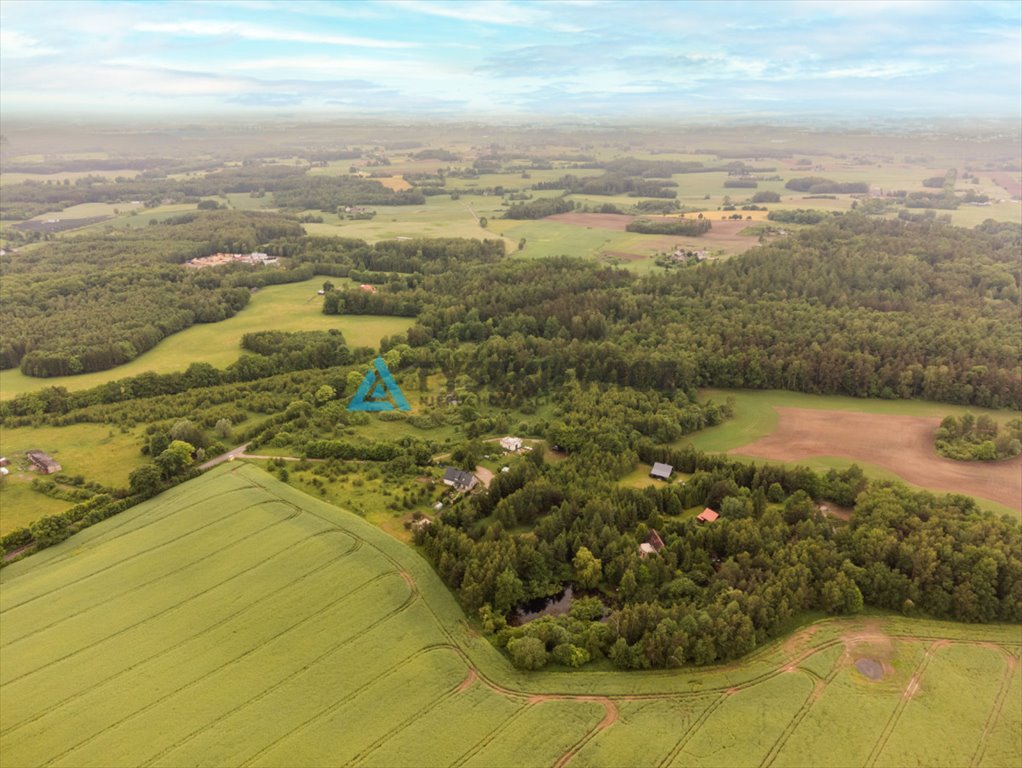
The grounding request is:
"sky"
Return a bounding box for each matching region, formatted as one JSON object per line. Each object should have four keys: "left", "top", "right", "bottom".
{"left": 1, "top": 0, "right": 1020, "bottom": 120}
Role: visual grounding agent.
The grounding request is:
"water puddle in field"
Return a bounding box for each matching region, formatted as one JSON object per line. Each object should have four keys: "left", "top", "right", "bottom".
{"left": 510, "top": 586, "right": 574, "bottom": 625}
{"left": 855, "top": 657, "right": 884, "bottom": 681}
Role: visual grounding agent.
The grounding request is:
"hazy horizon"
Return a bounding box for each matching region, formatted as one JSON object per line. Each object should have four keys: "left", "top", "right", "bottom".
{"left": 2, "top": 0, "right": 1020, "bottom": 121}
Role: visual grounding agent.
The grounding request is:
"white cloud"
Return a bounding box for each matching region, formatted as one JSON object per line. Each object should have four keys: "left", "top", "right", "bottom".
{"left": 0, "top": 29, "right": 57, "bottom": 58}
{"left": 134, "top": 20, "right": 417, "bottom": 49}
{"left": 385, "top": 0, "right": 590, "bottom": 33}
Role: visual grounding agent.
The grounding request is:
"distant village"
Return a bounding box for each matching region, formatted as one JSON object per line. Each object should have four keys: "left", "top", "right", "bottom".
{"left": 183, "top": 252, "right": 279, "bottom": 269}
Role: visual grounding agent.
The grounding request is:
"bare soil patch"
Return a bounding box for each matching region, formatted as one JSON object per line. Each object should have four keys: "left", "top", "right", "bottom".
{"left": 547, "top": 211, "right": 761, "bottom": 257}
{"left": 546, "top": 212, "right": 634, "bottom": 230}
{"left": 731, "top": 408, "right": 1022, "bottom": 509}
{"left": 842, "top": 623, "right": 897, "bottom": 682}
{"left": 818, "top": 503, "right": 853, "bottom": 521}
{"left": 990, "top": 172, "right": 1021, "bottom": 199}
{"left": 474, "top": 466, "right": 494, "bottom": 489}
{"left": 457, "top": 668, "right": 478, "bottom": 692}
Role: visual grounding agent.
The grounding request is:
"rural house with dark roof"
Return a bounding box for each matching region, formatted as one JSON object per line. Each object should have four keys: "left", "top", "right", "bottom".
{"left": 649, "top": 462, "right": 673, "bottom": 480}
{"left": 442, "top": 467, "right": 478, "bottom": 492}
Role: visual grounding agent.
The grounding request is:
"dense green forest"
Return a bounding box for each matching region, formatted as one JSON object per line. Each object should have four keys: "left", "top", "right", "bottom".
{"left": 318, "top": 216, "right": 1017, "bottom": 408}
{"left": 0, "top": 162, "right": 426, "bottom": 219}
{"left": 419, "top": 442, "right": 1021, "bottom": 670}
{"left": 625, "top": 218, "right": 712, "bottom": 235}
{"left": 935, "top": 413, "right": 1022, "bottom": 461}
{"left": 4, "top": 214, "right": 1019, "bottom": 408}
{"left": 0, "top": 211, "right": 302, "bottom": 376}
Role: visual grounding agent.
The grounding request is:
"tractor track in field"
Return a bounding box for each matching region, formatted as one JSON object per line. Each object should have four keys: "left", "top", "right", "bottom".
{"left": 236, "top": 644, "right": 451, "bottom": 768}
{"left": 863, "top": 640, "right": 942, "bottom": 768}
{"left": 551, "top": 697, "right": 618, "bottom": 768}
{"left": 2, "top": 517, "right": 356, "bottom": 649}
{"left": 350, "top": 675, "right": 466, "bottom": 765}
{"left": 142, "top": 594, "right": 429, "bottom": 768}
{"left": 38, "top": 571, "right": 419, "bottom": 768}
{"left": 2, "top": 507, "right": 314, "bottom": 687}
{"left": 449, "top": 700, "right": 536, "bottom": 768}
{"left": 0, "top": 536, "right": 364, "bottom": 738}
{"left": 970, "top": 649, "right": 1018, "bottom": 768}
{"left": 0, "top": 488, "right": 260, "bottom": 614}
{"left": 760, "top": 650, "right": 848, "bottom": 768}
{"left": 658, "top": 691, "right": 731, "bottom": 768}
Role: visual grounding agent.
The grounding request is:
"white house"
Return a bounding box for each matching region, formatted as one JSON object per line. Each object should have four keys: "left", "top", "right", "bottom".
{"left": 500, "top": 436, "right": 523, "bottom": 452}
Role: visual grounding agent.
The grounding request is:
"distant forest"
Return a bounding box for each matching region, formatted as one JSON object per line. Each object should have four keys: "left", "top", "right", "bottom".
{"left": 4, "top": 213, "right": 1019, "bottom": 412}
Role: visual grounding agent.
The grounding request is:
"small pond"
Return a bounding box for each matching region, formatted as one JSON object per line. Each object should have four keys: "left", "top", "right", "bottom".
{"left": 855, "top": 657, "right": 884, "bottom": 681}
{"left": 510, "top": 586, "right": 574, "bottom": 625}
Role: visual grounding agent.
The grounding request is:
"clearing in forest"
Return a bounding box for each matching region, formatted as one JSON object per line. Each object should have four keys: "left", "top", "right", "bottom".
{"left": 731, "top": 407, "right": 1022, "bottom": 510}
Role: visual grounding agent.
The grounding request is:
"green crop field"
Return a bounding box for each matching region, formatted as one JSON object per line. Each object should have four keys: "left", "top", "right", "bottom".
{"left": 0, "top": 279, "right": 415, "bottom": 399}
{"left": 1, "top": 464, "right": 1018, "bottom": 767}
{"left": 301, "top": 194, "right": 513, "bottom": 245}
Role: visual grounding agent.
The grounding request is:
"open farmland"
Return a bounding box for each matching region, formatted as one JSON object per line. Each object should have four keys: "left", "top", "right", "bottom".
{"left": 679, "top": 390, "right": 1022, "bottom": 517}
{"left": 1, "top": 464, "right": 1018, "bottom": 767}
{"left": 731, "top": 408, "right": 1022, "bottom": 511}
{"left": 0, "top": 278, "right": 415, "bottom": 399}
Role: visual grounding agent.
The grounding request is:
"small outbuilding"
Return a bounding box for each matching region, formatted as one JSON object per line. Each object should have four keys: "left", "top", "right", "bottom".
{"left": 697, "top": 508, "right": 719, "bottom": 523}
{"left": 649, "top": 462, "right": 673, "bottom": 480}
{"left": 26, "top": 450, "right": 61, "bottom": 475}
{"left": 442, "top": 467, "right": 478, "bottom": 492}
{"left": 639, "top": 528, "right": 666, "bottom": 557}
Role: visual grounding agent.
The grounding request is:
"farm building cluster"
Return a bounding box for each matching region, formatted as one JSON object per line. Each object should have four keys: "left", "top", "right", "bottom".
{"left": 184, "top": 252, "right": 279, "bottom": 269}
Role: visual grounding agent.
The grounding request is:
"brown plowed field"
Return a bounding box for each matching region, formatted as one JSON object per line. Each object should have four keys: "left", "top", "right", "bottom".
{"left": 546, "top": 212, "right": 761, "bottom": 252}
{"left": 990, "top": 172, "right": 1021, "bottom": 199}
{"left": 730, "top": 407, "right": 1022, "bottom": 509}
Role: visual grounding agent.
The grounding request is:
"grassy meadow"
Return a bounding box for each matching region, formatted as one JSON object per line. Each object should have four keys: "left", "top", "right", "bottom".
{"left": 0, "top": 278, "right": 415, "bottom": 399}
{"left": 0, "top": 464, "right": 1018, "bottom": 767}
{"left": 0, "top": 423, "right": 148, "bottom": 536}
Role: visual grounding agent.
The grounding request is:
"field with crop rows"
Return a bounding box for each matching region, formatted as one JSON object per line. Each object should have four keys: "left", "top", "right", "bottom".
{"left": 1, "top": 464, "right": 1019, "bottom": 767}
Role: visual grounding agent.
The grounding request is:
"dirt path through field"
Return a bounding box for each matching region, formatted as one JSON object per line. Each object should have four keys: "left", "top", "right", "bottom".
{"left": 730, "top": 408, "right": 1021, "bottom": 509}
